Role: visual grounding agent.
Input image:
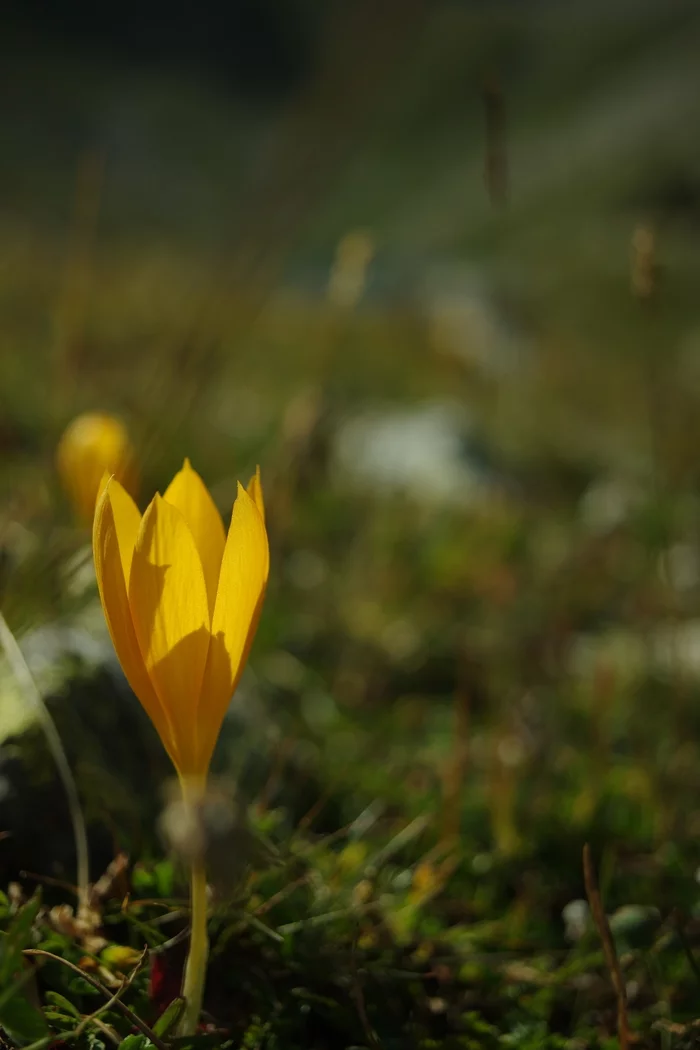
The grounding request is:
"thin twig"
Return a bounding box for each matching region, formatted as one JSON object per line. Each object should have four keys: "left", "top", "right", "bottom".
{"left": 0, "top": 612, "right": 89, "bottom": 911}
{"left": 296, "top": 793, "right": 328, "bottom": 832}
{"left": 277, "top": 903, "right": 376, "bottom": 936}
{"left": 350, "top": 935, "right": 381, "bottom": 1049}
{"left": 254, "top": 874, "right": 309, "bottom": 917}
{"left": 87, "top": 1016, "right": 121, "bottom": 1046}
{"left": 24, "top": 948, "right": 168, "bottom": 1050}
{"left": 73, "top": 951, "right": 146, "bottom": 1044}
{"left": 149, "top": 926, "right": 191, "bottom": 955}
{"left": 582, "top": 844, "right": 630, "bottom": 1050}
{"left": 363, "top": 815, "right": 430, "bottom": 875}
{"left": 20, "top": 871, "right": 78, "bottom": 895}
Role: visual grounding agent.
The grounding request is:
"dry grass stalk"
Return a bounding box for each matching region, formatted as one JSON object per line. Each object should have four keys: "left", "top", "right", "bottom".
{"left": 582, "top": 843, "right": 630, "bottom": 1050}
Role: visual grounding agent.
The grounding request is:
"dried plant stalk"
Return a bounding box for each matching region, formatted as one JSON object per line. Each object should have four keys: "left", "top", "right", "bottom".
{"left": 583, "top": 843, "right": 630, "bottom": 1050}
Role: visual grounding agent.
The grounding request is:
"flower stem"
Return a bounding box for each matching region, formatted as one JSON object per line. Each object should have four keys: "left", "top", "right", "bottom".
{"left": 178, "top": 780, "right": 209, "bottom": 1037}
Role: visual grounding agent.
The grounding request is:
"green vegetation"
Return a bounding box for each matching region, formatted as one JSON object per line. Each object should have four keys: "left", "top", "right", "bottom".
{"left": 3, "top": 1, "right": 700, "bottom": 1045}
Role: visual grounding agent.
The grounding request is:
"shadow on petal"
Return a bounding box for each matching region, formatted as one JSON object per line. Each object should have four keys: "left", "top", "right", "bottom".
{"left": 193, "top": 629, "right": 234, "bottom": 779}
{"left": 146, "top": 624, "right": 215, "bottom": 778}
{"left": 129, "top": 559, "right": 168, "bottom": 659}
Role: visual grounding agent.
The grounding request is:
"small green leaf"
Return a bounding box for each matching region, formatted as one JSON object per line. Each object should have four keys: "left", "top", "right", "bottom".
{"left": 44, "top": 1009, "right": 78, "bottom": 1024}
{"left": 153, "top": 859, "right": 175, "bottom": 898}
{"left": 152, "top": 995, "right": 186, "bottom": 1037}
{"left": 0, "top": 923, "right": 49, "bottom": 1046}
{"left": 131, "top": 864, "right": 157, "bottom": 896}
{"left": 0, "top": 979, "right": 49, "bottom": 1044}
{"left": 66, "top": 973, "right": 102, "bottom": 997}
{"left": 118, "top": 1035, "right": 153, "bottom": 1049}
{"left": 45, "top": 990, "right": 82, "bottom": 1018}
{"left": 0, "top": 891, "right": 42, "bottom": 982}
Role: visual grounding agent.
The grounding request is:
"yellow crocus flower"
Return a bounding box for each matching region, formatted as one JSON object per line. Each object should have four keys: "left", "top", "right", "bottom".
{"left": 92, "top": 457, "right": 268, "bottom": 1035}
{"left": 57, "top": 412, "right": 137, "bottom": 524}
{"left": 92, "top": 457, "right": 268, "bottom": 784}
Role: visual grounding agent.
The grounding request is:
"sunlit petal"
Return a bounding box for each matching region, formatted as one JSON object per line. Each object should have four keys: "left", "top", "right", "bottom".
{"left": 129, "top": 495, "right": 211, "bottom": 773}
{"left": 97, "top": 470, "right": 112, "bottom": 510}
{"left": 98, "top": 475, "right": 142, "bottom": 584}
{"left": 198, "top": 483, "right": 269, "bottom": 771}
{"left": 246, "top": 465, "right": 265, "bottom": 523}
{"left": 164, "top": 459, "right": 226, "bottom": 615}
{"left": 93, "top": 484, "right": 178, "bottom": 763}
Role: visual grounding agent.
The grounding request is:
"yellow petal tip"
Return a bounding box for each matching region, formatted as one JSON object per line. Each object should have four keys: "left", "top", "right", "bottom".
{"left": 246, "top": 466, "right": 265, "bottom": 522}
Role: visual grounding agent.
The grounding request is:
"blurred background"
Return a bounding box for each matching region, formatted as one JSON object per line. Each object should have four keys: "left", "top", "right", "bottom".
{"left": 3, "top": 0, "right": 700, "bottom": 1043}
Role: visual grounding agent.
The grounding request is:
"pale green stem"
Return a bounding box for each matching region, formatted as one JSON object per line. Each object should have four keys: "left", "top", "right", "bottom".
{"left": 178, "top": 778, "right": 209, "bottom": 1037}
{"left": 0, "top": 612, "right": 89, "bottom": 913}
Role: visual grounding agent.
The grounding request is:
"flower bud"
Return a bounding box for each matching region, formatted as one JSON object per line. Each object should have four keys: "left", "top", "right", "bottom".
{"left": 57, "top": 412, "right": 137, "bottom": 524}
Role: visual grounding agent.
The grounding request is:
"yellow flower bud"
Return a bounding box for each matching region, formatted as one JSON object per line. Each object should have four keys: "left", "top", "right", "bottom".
{"left": 57, "top": 412, "right": 137, "bottom": 524}
{"left": 100, "top": 944, "right": 144, "bottom": 972}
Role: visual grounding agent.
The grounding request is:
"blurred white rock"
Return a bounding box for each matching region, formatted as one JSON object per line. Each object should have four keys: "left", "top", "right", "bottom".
{"left": 659, "top": 543, "right": 700, "bottom": 593}
{"left": 569, "top": 618, "right": 700, "bottom": 683}
{"left": 579, "top": 475, "right": 647, "bottom": 534}
{"left": 0, "top": 608, "right": 112, "bottom": 744}
{"left": 333, "top": 401, "right": 504, "bottom": 507}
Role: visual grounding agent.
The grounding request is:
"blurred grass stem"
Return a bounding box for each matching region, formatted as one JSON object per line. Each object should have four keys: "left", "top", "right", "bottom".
{"left": 0, "top": 611, "right": 89, "bottom": 913}
{"left": 53, "top": 150, "right": 104, "bottom": 411}
{"left": 582, "top": 843, "right": 629, "bottom": 1050}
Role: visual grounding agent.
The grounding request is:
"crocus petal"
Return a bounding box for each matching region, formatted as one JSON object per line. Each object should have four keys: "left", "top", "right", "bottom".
{"left": 129, "top": 494, "right": 211, "bottom": 775}
{"left": 198, "top": 483, "right": 269, "bottom": 771}
{"left": 96, "top": 470, "right": 112, "bottom": 512}
{"left": 99, "top": 474, "right": 141, "bottom": 583}
{"left": 93, "top": 482, "right": 178, "bottom": 763}
{"left": 246, "top": 465, "right": 265, "bottom": 523}
{"left": 163, "top": 459, "right": 225, "bottom": 616}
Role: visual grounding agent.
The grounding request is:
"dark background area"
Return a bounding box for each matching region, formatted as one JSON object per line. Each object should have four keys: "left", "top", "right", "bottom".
{"left": 3, "top": 0, "right": 317, "bottom": 98}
